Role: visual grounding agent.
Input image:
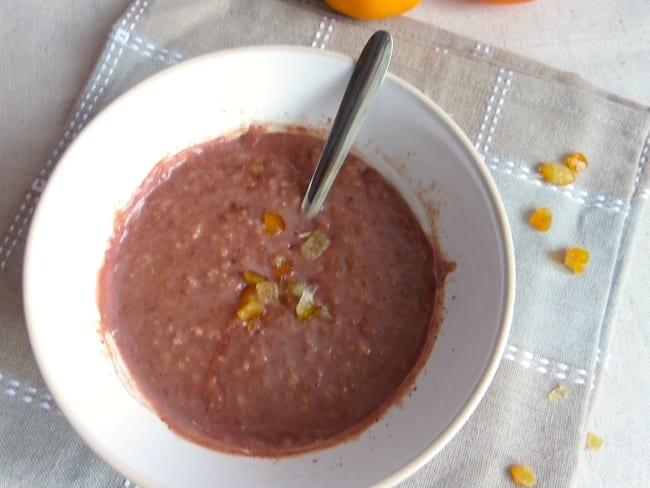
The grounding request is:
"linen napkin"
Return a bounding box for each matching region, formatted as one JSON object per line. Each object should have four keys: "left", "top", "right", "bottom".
{"left": 1, "top": 0, "right": 649, "bottom": 486}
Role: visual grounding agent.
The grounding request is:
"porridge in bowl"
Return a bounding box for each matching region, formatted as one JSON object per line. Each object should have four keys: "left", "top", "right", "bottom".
{"left": 98, "top": 126, "right": 454, "bottom": 456}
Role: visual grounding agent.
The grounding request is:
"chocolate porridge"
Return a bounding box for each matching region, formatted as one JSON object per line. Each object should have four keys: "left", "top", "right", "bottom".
{"left": 98, "top": 127, "right": 452, "bottom": 456}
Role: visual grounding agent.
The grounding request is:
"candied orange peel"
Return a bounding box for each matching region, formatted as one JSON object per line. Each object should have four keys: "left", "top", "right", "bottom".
{"left": 529, "top": 207, "right": 552, "bottom": 231}
{"left": 586, "top": 432, "right": 604, "bottom": 452}
{"left": 548, "top": 384, "right": 568, "bottom": 401}
{"left": 538, "top": 162, "right": 575, "bottom": 186}
{"left": 300, "top": 228, "right": 330, "bottom": 260}
{"left": 255, "top": 281, "right": 279, "bottom": 304}
{"left": 243, "top": 270, "right": 267, "bottom": 285}
{"left": 565, "top": 152, "right": 588, "bottom": 174}
{"left": 510, "top": 464, "right": 537, "bottom": 487}
{"left": 288, "top": 280, "right": 309, "bottom": 297}
{"left": 272, "top": 255, "right": 293, "bottom": 279}
{"left": 263, "top": 210, "right": 286, "bottom": 235}
{"left": 238, "top": 267, "right": 333, "bottom": 324}
{"left": 563, "top": 247, "right": 589, "bottom": 275}
{"left": 239, "top": 285, "right": 258, "bottom": 306}
{"left": 237, "top": 213, "right": 333, "bottom": 324}
{"left": 295, "top": 290, "right": 333, "bottom": 323}
{"left": 236, "top": 300, "right": 264, "bottom": 322}
{"left": 296, "top": 287, "right": 319, "bottom": 321}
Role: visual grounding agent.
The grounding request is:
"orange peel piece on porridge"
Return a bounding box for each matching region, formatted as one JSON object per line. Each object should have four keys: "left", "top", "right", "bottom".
{"left": 296, "top": 287, "right": 319, "bottom": 320}
{"left": 272, "top": 255, "right": 293, "bottom": 278}
{"left": 255, "top": 281, "right": 280, "bottom": 304}
{"left": 263, "top": 210, "right": 286, "bottom": 235}
{"left": 300, "top": 229, "right": 330, "bottom": 260}
{"left": 243, "top": 270, "right": 268, "bottom": 285}
{"left": 237, "top": 300, "right": 264, "bottom": 322}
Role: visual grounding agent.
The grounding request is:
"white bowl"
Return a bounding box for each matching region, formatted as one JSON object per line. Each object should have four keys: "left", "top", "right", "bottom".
{"left": 23, "top": 46, "right": 514, "bottom": 488}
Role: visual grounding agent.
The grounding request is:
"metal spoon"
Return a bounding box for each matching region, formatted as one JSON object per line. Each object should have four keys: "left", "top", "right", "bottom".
{"left": 301, "top": 30, "right": 393, "bottom": 219}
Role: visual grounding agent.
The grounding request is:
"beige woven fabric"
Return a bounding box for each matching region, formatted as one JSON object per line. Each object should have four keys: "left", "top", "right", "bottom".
{"left": 1, "top": 1, "right": 649, "bottom": 486}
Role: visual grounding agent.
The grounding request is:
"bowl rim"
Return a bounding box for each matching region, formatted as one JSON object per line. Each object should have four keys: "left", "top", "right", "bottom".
{"left": 23, "top": 44, "right": 515, "bottom": 487}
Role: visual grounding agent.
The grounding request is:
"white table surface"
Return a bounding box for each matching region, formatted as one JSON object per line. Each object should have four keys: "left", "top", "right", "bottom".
{"left": 2, "top": 1, "right": 649, "bottom": 486}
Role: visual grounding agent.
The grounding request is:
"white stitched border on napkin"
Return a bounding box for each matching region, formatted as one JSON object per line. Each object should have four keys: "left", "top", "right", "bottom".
{"left": 124, "top": 34, "right": 184, "bottom": 65}
{"left": 481, "top": 155, "right": 633, "bottom": 214}
{"left": 311, "top": 15, "right": 336, "bottom": 49}
{"left": 503, "top": 345, "right": 607, "bottom": 387}
{"left": 632, "top": 133, "right": 650, "bottom": 199}
{"left": 0, "top": 372, "right": 57, "bottom": 412}
{"left": 475, "top": 67, "right": 514, "bottom": 155}
{"left": 478, "top": 125, "right": 650, "bottom": 215}
{"left": 1, "top": 340, "right": 602, "bottom": 417}
{"left": 472, "top": 42, "right": 492, "bottom": 59}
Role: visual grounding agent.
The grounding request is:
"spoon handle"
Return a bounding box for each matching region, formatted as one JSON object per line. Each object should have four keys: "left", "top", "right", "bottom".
{"left": 301, "top": 30, "right": 393, "bottom": 219}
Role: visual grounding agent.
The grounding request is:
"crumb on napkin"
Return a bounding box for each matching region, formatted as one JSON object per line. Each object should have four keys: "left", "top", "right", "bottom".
{"left": 586, "top": 432, "right": 604, "bottom": 452}
{"left": 529, "top": 206, "right": 553, "bottom": 231}
{"left": 548, "top": 384, "right": 569, "bottom": 401}
{"left": 510, "top": 464, "right": 537, "bottom": 487}
{"left": 563, "top": 247, "right": 590, "bottom": 274}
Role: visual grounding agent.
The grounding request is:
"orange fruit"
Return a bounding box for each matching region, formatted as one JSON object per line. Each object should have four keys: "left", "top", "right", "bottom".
{"left": 324, "top": 0, "right": 421, "bottom": 20}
